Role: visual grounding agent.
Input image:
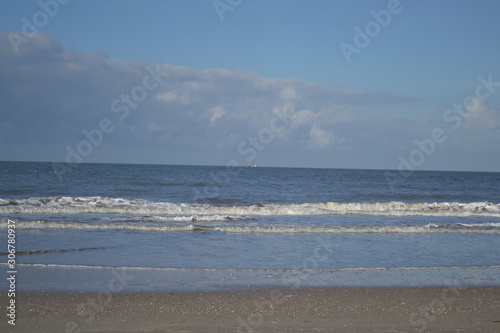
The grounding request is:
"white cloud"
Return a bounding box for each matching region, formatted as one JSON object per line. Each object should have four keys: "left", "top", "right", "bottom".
{"left": 462, "top": 97, "right": 500, "bottom": 132}
{"left": 291, "top": 106, "right": 355, "bottom": 127}
{"left": 306, "top": 125, "right": 347, "bottom": 149}
{"left": 156, "top": 91, "right": 178, "bottom": 103}
{"left": 198, "top": 106, "right": 227, "bottom": 127}
{"left": 4, "top": 32, "right": 460, "bottom": 169}
{"left": 279, "top": 87, "right": 298, "bottom": 100}
{"left": 307, "top": 125, "right": 333, "bottom": 149}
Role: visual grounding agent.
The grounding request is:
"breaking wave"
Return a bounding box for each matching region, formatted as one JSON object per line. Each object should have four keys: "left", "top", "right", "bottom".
{"left": 1, "top": 196, "right": 499, "bottom": 216}
{"left": 3, "top": 263, "right": 500, "bottom": 272}
{"left": 2, "top": 221, "right": 499, "bottom": 234}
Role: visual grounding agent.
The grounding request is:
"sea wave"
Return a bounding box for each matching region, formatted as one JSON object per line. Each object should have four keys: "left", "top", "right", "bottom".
{"left": 141, "top": 214, "right": 255, "bottom": 222}
{"left": 1, "top": 262, "right": 499, "bottom": 272}
{"left": 2, "top": 221, "right": 499, "bottom": 234}
{"left": 1, "top": 196, "right": 499, "bottom": 216}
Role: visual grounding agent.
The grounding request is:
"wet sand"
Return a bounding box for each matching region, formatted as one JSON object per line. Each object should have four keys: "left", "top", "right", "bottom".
{"left": 2, "top": 287, "right": 500, "bottom": 333}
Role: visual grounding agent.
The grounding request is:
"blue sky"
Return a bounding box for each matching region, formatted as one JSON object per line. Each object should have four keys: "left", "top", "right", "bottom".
{"left": 1, "top": 0, "right": 500, "bottom": 171}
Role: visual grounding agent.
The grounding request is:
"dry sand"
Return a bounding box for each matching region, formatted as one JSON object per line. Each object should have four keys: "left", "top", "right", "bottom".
{"left": 2, "top": 287, "right": 500, "bottom": 332}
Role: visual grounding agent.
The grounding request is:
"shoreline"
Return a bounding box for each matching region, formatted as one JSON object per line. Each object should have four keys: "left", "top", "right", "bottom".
{"left": 3, "top": 286, "right": 499, "bottom": 332}
{"left": 3, "top": 264, "right": 500, "bottom": 293}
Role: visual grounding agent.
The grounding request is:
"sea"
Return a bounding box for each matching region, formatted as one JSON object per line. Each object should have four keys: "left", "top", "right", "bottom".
{"left": 1, "top": 161, "right": 499, "bottom": 292}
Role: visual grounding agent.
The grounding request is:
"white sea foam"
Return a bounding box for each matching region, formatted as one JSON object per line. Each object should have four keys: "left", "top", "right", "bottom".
{"left": 142, "top": 214, "right": 253, "bottom": 222}
{"left": 2, "top": 262, "right": 500, "bottom": 273}
{"left": 2, "top": 221, "right": 499, "bottom": 234}
{"left": 1, "top": 196, "right": 499, "bottom": 216}
{"left": 456, "top": 222, "right": 500, "bottom": 228}
{"left": 0, "top": 221, "right": 197, "bottom": 232}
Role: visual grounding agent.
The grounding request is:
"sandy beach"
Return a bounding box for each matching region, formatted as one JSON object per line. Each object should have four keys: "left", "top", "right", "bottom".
{"left": 2, "top": 286, "right": 499, "bottom": 333}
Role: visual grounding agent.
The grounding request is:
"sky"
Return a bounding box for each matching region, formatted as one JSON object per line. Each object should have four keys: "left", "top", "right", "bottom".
{"left": 1, "top": 0, "right": 500, "bottom": 171}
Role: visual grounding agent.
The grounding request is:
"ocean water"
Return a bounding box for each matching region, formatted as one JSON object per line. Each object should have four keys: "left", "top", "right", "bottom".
{"left": 1, "top": 161, "right": 499, "bottom": 290}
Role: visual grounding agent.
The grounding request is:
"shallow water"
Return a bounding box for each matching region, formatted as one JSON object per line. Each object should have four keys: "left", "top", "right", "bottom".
{"left": 1, "top": 161, "right": 499, "bottom": 290}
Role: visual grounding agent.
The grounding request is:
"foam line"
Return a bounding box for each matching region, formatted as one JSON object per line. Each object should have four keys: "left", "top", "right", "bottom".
{"left": 1, "top": 196, "right": 499, "bottom": 216}
{"left": 2, "top": 262, "right": 499, "bottom": 273}
{"left": 1, "top": 221, "right": 499, "bottom": 233}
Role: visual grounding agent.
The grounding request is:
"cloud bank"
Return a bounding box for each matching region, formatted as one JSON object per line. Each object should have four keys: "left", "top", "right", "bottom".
{"left": 0, "top": 32, "right": 498, "bottom": 170}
